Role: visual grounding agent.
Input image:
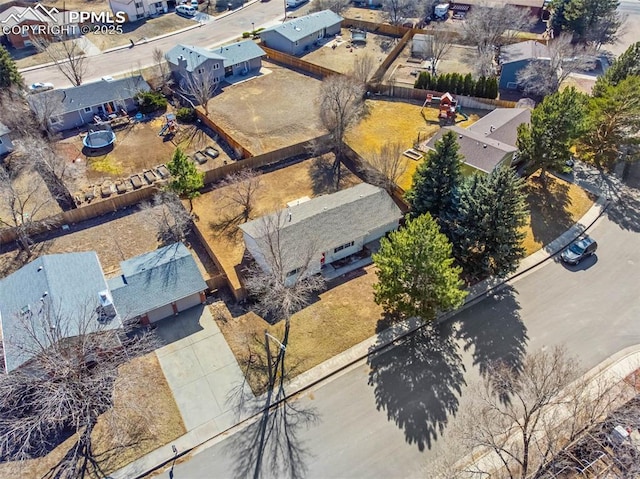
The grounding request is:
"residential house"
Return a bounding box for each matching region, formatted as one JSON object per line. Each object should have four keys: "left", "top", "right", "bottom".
{"left": 423, "top": 107, "right": 531, "bottom": 173}
{"left": 499, "top": 40, "right": 550, "bottom": 90}
{"left": 108, "top": 0, "right": 168, "bottom": 22}
{"left": 0, "top": 122, "right": 14, "bottom": 156}
{"left": 108, "top": 242, "right": 207, "bottom": 324}
{"left": 28, "top": 75, "right": 150, "bottom": 132}
{"left": 259, "top": 9, "right": 343, "bottom": 56}
{"left": 166, "top": 40, "right": 265, "bottom": 88}
{"left": 0, "top": 252, "right": 121, "bottom": 373}
{"left": 239, "top": 183, "right": 403, "bottom": 281}
{"left": 0, "top": 5, "right": 80, "bottom": 49}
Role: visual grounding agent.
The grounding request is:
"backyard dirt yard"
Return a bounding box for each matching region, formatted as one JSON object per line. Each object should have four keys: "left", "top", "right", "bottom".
{"left": 0, "top": 353, "right": 185, "bottom": 478}
{"left": 205, "top": 62, "right": 326, "bottom": 155}
{"left": 56, "top": 112, "right": 231, "bottom": 192}
{"left": 0, "top": 204, "right": 217, "bottom": 280}
{"left": 301, "top": 28, "right": 397, "bottom": 75}
{"left": 388, "top": 44, "right": 478, "bottom": 86}
{"left": 190, "top": 156, "right": 361, "bottom": 292}
{"left": 346, "top": 98, "right": 485, "bottom": 191}
{"left": 12, "top": 39, "right": 85, "bottom": 69}
{"left": 213, "top": 263, "right": 384, "bottom": 394}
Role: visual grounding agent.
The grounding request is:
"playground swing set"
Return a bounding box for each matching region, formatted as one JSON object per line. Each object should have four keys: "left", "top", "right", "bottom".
{"left": 158, "top": 113, "right": 178, "bottom": 137}
{"left": 422, "top": 92, "right": 469, "bottom": 124}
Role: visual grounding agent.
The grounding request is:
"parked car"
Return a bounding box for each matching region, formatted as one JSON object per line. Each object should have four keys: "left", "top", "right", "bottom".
{"left": 560, "top": 236, "right": 597, "bottom": 265}
{"left": 176, "top": 4, "right": 197, "bottom": 16}
{"left": 28, "top": 82, "right": 54, "bottom": 93}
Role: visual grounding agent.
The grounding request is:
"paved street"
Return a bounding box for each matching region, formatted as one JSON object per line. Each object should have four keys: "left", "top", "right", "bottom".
{"left": 157, "top": 173, "right": 640, "bottom": 479}
{"left": 21, "top": 2, "right": 285, "bottom": 88}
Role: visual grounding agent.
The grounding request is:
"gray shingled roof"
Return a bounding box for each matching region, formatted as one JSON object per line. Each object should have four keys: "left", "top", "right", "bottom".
{"left": 425, "top": 126, "right": 517, "bottom": 173}
{"left": 467, "top": 108, "right": 531, "bottom": 147}
{"left": 28, "top": 75, "right": 150, "bottom": 115}
{"left": 210, "top": 40, "right": 267, "bottom": 68}
{"left": 260, "top": 10, "right": 343, "bottom": 43}
{"left": 165, "top": 44, "right": 225, "bottom": 73}
{"left": 0, "top": 5, "right": 78, "bottom": 27}
{"left": 0, "top": 252, "right": 120, "bottom": 373}
{"left": 108, "top": 243, "right": 207, "bottom": 319}
{"left": 239, "top": 183, "right": 402, "bottom": 272}
{"left": 500, "top": 40, "right": 550, "bottom": 64}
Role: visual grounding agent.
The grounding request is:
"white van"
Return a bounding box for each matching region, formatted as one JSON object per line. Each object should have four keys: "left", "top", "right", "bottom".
{"left": 176, "top": 4, "right": 197, "bottom": 16}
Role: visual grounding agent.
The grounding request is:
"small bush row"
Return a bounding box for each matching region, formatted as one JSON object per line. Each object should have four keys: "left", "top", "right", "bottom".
{"left": 414, "top": 72, "right": 499, "bottom": 99}
{"left": 135, "top": 90, "right": 168, "bottom": 113}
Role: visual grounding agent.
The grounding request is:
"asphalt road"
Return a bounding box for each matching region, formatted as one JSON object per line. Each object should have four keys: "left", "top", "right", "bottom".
{"left": 157, "top": 183, "right": 640, "bottom": 479}
{"left": 21, "top": 1, "right": 285, "bottom": 88}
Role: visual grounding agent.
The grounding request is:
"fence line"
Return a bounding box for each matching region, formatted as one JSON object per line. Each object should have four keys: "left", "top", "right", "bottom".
{"left": 369, "top": 84, "right": 517, "bottom": 109}
{"left": 370, "top": 28, "right": 414, "bottom": 84}
{"left": 195, "top": 107, "right": 253, "bottom": 159}
{"left": 260, "top": 46, "right": 343, "bottom": 79}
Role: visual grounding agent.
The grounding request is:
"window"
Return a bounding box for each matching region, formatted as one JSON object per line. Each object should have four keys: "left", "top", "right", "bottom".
{"left": 286, "top": 267, "right": 301, "bottom": 278}
{"left": 506, "top": 81, "right": 519, "bottom": 90}
{"left": 135, "top": 2, "right": 143, "bottom": 7}
{"left": 334, "top": 241, "right": 355, "bottom": 254}
{"left": 50, "top": 116, "right": 62, "bottom": 125}
{"left": 213, "top": 63, "right": 220, "bottom": 69}
{"left": 155, "top": 1, "right": 162, "bottom": 6}
{"left": 83, "top": 106, "right": 93, "bottom": 113}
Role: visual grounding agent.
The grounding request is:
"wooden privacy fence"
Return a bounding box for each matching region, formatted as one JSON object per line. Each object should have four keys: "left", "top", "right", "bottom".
{"left": 369, "top": 84, "right": 517, "bottom": 109}
{"left": 0, "top": 186, "right": 158, "bottom": 246}
{"left": 260, "top": 46, "right": 341, "bottom": 79}
{"left": 342, "top": 18, "right": 410, "bottom": 37}
{"left": 195, "top": 107, "right": 253, "bottom": 159}
{"left": 369, "top": 28, "right": 414, "bottom": 84}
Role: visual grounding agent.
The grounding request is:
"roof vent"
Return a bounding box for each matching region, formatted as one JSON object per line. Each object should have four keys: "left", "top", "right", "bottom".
{"left": 42, "top": 291, "right": 48, "bottom": 297}
{"left": 483, "top": 144, "right": 487, "bottom": 148}
{"left": 459, "top": 135, "right": 462, "bottom": 139}
{"left": 37, "top": 266, "right": 43, "bottom": 272}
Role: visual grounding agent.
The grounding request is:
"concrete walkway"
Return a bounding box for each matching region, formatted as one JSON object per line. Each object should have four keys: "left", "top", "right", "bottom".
{"left": 113, "top": 167, "right": 617, "bottom": 479}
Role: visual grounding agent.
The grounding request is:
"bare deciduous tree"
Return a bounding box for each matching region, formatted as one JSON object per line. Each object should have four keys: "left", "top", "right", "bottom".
{"left": 0, "top": 162, "right": 57, "bottom": 257}
{"left": 26, "top": 90, "right": 65, "bottom": 137}
{"left": 463, "top": 3, "right": 533, "bottom": 77}
{"left": 429, "top": 347, "right": 630, "bottom": 479}
{"left": 243, "top": 209, "right": 325, "bottom": 324}
{"left": 309, "top": 0, "right": 350, "bottom": 14}
{"left": 516, "top": 33, "right": 596, "bottom": 97}
{"left": 153, "top": 47, "right": 168, "bottom": 86}
{"left": 143, "top": 190, "right": 194, "bottom": 245}
{"left": 177, "top": 68, "right": 219, "bottom": 116}
{"left": 0, "top": 300, "right": 158, "bottom": 478}
{"left": 318, "top": 75, "right": 366, "bottom": 186}
{"left": 382, "top": 0, "right": 419, "bottom": 25}
{"left": 220, "top": 169, "right": 263, "bottom": 222}
{"left": 351, "top": 53, "right": 376, "bottom": 85}
{"left": 367, "top": 141, "right": 406, "bottom": 192}
{"left": 431, "top": 24, "right": 456, "bottom": 74}
{"left": 31, "top": 37, "right": 88, "bottom": 86}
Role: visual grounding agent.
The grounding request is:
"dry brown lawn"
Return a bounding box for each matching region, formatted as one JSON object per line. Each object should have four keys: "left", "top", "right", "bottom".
{"left": 13, "top": 39, "right": 84, "bottom": 69}
{"left": 301, "top": 29, "right": 396, "bottom": 74}
{"left": 204, "top": 62, "right": 325, "bottom": 155}
{"left": 215, "top": 264, "right": 384, "bottom": 394}
{"left": 522, "top": 172, "right": 596, "bottom": 255}
{"left": 0, "top": 354, "right": 185, "bottom": 478}
{"left": 190, "top": 156, "right": 361, "bottom": 291}
{"left": 346, "top": 98, "right": 483, "bottom": 191}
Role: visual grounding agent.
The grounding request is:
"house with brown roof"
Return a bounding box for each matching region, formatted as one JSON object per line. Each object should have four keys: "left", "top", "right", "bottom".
{"left": 0, "top": 5, "right": 80, "bottom": 49}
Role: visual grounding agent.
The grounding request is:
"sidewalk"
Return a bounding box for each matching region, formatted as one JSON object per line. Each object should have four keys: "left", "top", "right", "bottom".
{"left": 114, "top": 172, "right": 614, "bottom": 479}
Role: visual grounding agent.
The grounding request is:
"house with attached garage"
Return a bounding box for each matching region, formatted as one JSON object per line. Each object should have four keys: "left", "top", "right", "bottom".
{"left": 0, "top": 5, "right": 81, "bottom": 49}
{"left": 498, "top": 40, "right": 550, "bottom": 91}
{"left": 0, "top": 252, "right": 121, "bottom": 373}
{"left": 108, "top": 242, "right": 207, "bottom": 325}
{"left": 27, "top": 75, "right": 150, "bottom": 132}
{"left": 423, "top": 107, "right": 531, "bottom": 174}
{"left": 259, "top": 9, "right": 343, "bottom": 56}
{"left": 166, "top": 40, "right": 266, "bottom": 88}
{"left": 239, "top": 183, "right": 403, "bottom": 282}
{"left": 108, "top": 0, "right": 168, "bottom": 22}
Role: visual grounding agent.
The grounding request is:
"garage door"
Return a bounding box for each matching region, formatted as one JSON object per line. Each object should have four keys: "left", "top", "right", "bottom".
{"left": 175, "top": 293, "right": 201, "bottom": 313}
{"left": 147, "top": 303, "right": 175, "bottom": 323}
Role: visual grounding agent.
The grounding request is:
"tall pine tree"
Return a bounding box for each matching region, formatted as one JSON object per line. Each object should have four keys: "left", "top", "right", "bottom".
{"left": 0, "top": 45, "right": 22, "bottom": 89}
{"left": 452, "top": 167, "right": 528, "bottom": 280}
{"left": 373, "top": 213, "right": 467, "bottom": 322}
{"left": 592, "top": 41, "right": 640, "bottom": 97}
{"left": 406, "top": 130, "right": 463, "bottom": 235}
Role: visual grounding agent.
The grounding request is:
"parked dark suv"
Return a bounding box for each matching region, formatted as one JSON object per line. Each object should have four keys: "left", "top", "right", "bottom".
{"left": 560, "top": 236, "right": 598, "bottom": 265}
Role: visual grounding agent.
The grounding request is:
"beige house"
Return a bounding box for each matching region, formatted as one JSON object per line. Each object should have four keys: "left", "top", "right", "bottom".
{"left": 108, "top": 0, "right": 168, "bottom": 22}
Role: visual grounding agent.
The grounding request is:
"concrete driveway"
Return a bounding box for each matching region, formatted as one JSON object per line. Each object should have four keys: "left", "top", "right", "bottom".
{"left": 154, "top": 305, "right": 254, "bottom": 444}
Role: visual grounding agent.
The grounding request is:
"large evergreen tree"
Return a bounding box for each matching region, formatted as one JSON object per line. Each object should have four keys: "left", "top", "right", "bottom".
{"left": 592, "top": 42, "right": 640, "bottom": 96}
{"left": 516, "top": 88, "right": 586, "bottom": 182}
{"left": 452, "top": 168, "right": 528, "bottom": 280}
{"left": 373, "top": 214, "right": 467, "bottom": 322}
{"left": 0, "top": 45, "right": 22, "bottom": 89}
{"left": 552, "top": 0, "right": 620, "bottom": 46}
{"left": 166, "top": 147, "right": 204, "bottom": 210}
{"left": 406, "top": 130, "right": 463, "bottom": 233}
{"left": 576, "top": 76, "right": 640, "bottom": 169}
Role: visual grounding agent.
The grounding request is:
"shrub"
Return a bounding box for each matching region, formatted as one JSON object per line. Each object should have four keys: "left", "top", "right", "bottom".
{"left": 135, "top": 90, "right": 167, "bottom": 113}
{"left": 463, "top": 73, "right": 474, "bottom": 95}
{"left": 242, "top": 31, "right": 251, "bottom": 38}
{"left": 484, "top": 76, "right": 498, "bottom": 99}
{"left": 176, "top": 107, "right": 196, "bottom": 122}
{"left": 475, "top": 76, "right": 486, "bottom": 98}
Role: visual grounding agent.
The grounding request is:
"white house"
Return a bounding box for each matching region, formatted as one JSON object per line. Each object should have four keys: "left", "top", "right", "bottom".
{"left": 239, "top": 183, "right": 403, "bottom": 281}
{"left": 108, "top": 0, "right": 168, "bottom": 22}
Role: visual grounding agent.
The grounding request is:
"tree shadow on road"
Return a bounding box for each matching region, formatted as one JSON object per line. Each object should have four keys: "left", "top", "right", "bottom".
{"left": 454, "top": 285, "right": 529, "bottom": 378}
{"left": 367, "top": 321, "right": 466, "bottom": 452}
{"left": 526, "top": 174, "right": 573, "bottom": 248}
